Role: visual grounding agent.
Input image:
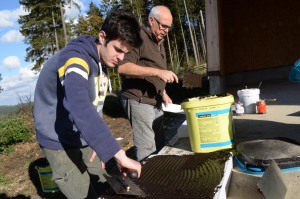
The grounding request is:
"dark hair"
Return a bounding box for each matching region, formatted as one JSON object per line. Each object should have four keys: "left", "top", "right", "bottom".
{"left": 101, "top": 9, "right": 142, "bottom": 48}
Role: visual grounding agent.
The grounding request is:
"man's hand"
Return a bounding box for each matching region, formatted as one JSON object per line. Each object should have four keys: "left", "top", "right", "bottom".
{"left": 118, "top": 62, "right": 178, "bottom": 84}
{"left": 158, "top": 70, "right": 178, "bottom": 83}
{"left": 89, "top": 150, "right": 97, "bottom": 162}
{"left": 162, "top": 92, "right": 172, "bottom": 107}
{"left": 89, "top": 150, "right": 105, "bottom": 169}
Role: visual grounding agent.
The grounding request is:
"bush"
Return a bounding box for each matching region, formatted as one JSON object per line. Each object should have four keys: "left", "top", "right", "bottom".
{"left": 0, "top": 115, "right": 34, "bottom": 153}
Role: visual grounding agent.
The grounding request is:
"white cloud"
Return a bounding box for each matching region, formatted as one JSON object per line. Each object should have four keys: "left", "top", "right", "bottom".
{"left": 65, "top": 0, "right": 85, "bottom": 20}
{"left": 0, "top": 30, "right": 24, "bottom": 43}
{"left": 0, "top": 6, "right": 28, "bottom": 29}
{"left": 0, "top": 63, "right": 39, "bottom": 105}
{"left": 19, "top": 67, "right": 38, "bottom": 80}
{"left": 2, "top": 56, "right": 21, "bottom": 69}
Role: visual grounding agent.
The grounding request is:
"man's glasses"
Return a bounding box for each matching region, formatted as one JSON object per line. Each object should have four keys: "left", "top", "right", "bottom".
{"left": 153, "top": 17, "right": 172, "bottom": 31}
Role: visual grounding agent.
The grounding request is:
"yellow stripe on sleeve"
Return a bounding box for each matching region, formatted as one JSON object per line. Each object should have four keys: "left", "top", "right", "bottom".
{"left": 58, "top": 57, "right": 90, "bottom": 78}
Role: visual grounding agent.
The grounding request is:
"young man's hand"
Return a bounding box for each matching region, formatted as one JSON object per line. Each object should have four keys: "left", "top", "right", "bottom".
{"left": 89, "top": 150, "right": 106, "bottom": 169}
{"left": 114, "top": 149, "right": 142, "bottom": 177}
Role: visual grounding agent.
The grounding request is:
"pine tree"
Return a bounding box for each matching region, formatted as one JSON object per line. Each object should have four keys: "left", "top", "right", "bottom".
{"left": 73, "top": 2, "right": 104, "bottom": 37}
{"left": 120, "top": 0, "right": 151, "bottom": 24}
{"left": 18, "top": 0, "right": 79, "bottom": 71}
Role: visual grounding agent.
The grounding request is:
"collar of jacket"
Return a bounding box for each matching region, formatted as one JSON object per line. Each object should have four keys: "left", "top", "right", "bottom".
{"left": 143, "top": 25, "right": 164, "bottom": 46}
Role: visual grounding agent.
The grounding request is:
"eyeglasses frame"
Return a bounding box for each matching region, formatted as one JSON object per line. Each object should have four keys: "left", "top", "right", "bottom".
{"left": 152, "top": 17, "right": 172, "bottom": 31}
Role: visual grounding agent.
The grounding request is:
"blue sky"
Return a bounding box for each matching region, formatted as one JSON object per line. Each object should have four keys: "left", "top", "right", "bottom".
{"left": 0, "top": 0, "right": 98, "bottom": 106}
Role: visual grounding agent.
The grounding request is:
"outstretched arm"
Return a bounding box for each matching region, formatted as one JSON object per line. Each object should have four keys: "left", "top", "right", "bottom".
{"left": 118, "top": 62, "right": 178, "bottom": 83}
{"left": 90, "top": 149, "right": 142, "bottom": 177}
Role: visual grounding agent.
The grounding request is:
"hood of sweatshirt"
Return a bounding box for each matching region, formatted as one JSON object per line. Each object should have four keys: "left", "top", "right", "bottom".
{"left": 65, "top": 35, "right": 99, "bottom": 67}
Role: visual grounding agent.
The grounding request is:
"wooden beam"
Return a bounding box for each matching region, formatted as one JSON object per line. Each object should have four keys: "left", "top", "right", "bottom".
{"left": 205, "top": 0, "right": 220, "bottom": 73}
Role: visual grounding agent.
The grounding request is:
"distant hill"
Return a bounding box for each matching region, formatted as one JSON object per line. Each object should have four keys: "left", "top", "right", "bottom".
{"left": 0, "top": 105, "right": 18, "bottom": 118}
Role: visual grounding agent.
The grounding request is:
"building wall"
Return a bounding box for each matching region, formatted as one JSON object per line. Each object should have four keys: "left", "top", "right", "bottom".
{"left": 219, "top": 0, "right": 300, "bottom": 75}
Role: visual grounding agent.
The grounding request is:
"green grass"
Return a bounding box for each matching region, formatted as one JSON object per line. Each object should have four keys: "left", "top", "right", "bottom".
{"left": 0, "top": 115, "right": 34, "bottom": 153}
{"left": 0, "top": 105, "right": 18, "bottom": 118}
{"left": 0, "top": 174, "right": 10, "bottom": 187}
{"left": 24, "top": 159, "right": 33, "bottom": 168}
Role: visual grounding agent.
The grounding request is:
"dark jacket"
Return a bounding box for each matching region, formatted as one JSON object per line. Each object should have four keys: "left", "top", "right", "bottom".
{"left": 34, "top": 35, "right": 121, "bottom": 163}
{"left": 119, "top": 26, "right": 167, "bottom": 106}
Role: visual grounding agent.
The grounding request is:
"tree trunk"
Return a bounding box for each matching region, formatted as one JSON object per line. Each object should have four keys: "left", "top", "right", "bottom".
{"left": 192, "top": 20, "right": 201, "bottom": 63}
{"left": 166, "top": 34, "right": 174, "bottom": 71}
{"left": 199, "top": 10, "right": 206, "bottom": 61}
{"left": 52, "top": 9, "right": 59, "bottom": 52}
{"left": 183, "top": 0, "right": 199, "bottom": 67}
{"left": 179, "top": 14, "right": 190, "bottom": 69}
{"left": 173, "top": 36, "right": 180, "bottom": 72}
{"left": 60, "top": 2, "right": 68, "bottom": 46}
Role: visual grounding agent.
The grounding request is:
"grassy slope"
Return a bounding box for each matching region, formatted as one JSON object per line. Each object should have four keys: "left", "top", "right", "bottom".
{"left": 0, "top": 105, "right": 18, "bottom": 118}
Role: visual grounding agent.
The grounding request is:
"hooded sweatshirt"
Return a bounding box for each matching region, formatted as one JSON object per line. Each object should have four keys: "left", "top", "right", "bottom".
{"left": 34, "top": 35, "right": 121, "bottom": 163}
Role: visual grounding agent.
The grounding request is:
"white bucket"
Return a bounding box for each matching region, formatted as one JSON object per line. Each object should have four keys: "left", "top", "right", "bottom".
{"left": 237, "top": 89, "right": 260, "bottom": 113}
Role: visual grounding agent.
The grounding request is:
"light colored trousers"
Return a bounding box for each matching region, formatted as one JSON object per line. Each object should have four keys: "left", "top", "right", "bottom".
{"left": 121, "top": 95, "right": 164, "bottom": 161}
{"left": 42, "top": 146, "right": 107, "bottom": 199}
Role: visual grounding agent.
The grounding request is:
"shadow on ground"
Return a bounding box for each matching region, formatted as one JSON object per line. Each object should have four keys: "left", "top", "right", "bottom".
{"left": 234, "top": 119, "right": 300, "bottom": 145}
{"left": 103, "top": 93, "right": 127, "bottom": 118}
{"left": 27, "top": 158, "right": 67, "bottom": 199}
{"left": 23, "top": 148, "right": 138, "bottom": 199}
{"left": 0, "top": 194, "right": 30, "bottom": 199}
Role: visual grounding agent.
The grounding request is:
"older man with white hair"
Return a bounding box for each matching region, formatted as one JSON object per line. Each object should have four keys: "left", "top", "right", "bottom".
{"left": 118, "top": 5, "right": 179, "bottom": 161}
